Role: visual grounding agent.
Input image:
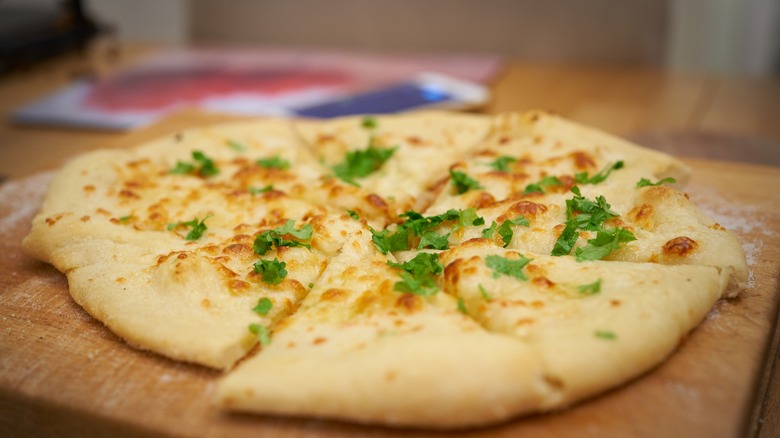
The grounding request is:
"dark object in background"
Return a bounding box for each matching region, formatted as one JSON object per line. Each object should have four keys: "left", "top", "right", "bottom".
{"left": 0, "top": 0, "right": 104, "bottom": 75}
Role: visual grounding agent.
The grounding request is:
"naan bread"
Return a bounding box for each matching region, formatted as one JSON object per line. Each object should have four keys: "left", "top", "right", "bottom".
{"left": 23, "top": 110, "right": 748, "bottom": 427}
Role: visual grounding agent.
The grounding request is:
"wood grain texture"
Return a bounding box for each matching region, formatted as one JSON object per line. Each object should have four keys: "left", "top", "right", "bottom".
{"left": 1, "top": 114, "right": 779, "bottom": 437}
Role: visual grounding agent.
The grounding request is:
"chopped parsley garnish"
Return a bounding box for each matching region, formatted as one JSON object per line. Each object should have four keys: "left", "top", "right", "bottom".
{"left": 574, "top": 161, "right": 624, "bottom": 185}
{"left": 361, "top": 116, "right": 378, "bottom": 130}
{"left": 574, "top": 227, "right": 636, "bottom": 262}
{"left": 457, "top": 297, "right": 468, "bottom": 314}
{"left": 332, "top": 144, "right": 397, "bottom": 186}
{"left": 118, "top": 215, "right": 134, "bottom": 223}
{"left": 346, "top": 210, "right": 360, "bottom": 220}
{"left": 551, "top": 187, "right": 634, "bottom": 260}
{"left": 387, "top": 252, "right": 443, "bottom": 296}
{"left": 485, "top": 254, "right": 532, "bottom": 280}
{"left": 248, "top": 185, "right": 274, "bottom": 195}
{"left": 253, "top": 258, "right": 288, "bottom": 284}
{"left": 487, "top": 156, "right": 517, "bottom": 172}
{"left": 418, "top": 231, "right": 451, "bottom": 250}
{"left": 256, "top": 156, "right": 291, "bottom": 170}
{"left": 370, "top": 208, "right": 484, "bottom": 254}
{"left": 227, "top": 139, "right": 246, "bottom": 152}
{"left": 481, "top": 215, "right": 529, "bottom": 247}
{"left": 252, "top": 297, "right": 273, "bottom": 315}
{"left": 551, "top": 220, "right": 580, "bottom": 257}
{"left": 577, "top": 279, "right": 602, "bottom": 295}
{"left": 636, "top": 177, "right": 676, "bottom": 188}
{"left": 450, "top": 169, "right": 482, "bottom": 194}
{"left": 253, "top": 220, "right": 313, "bottom": 255}
{"left": 523, "top": 175, "right": 564, "bottom": 195}
{"left": 167, "top": 215, "right": 211, "bottom": 241}
{"left": 479, "top": 284, "right": 492, "bottom": 300}
{"left": 249, "top": 323, "right": 271, "bottom": 346}
{"left": 594, "top": 330, "right": 617, "bottom": 340}
{"left": 170, "top": 151, "right": 219, "bottom": 177}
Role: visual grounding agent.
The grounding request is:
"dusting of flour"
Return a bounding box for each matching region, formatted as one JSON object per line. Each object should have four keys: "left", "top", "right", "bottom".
{"left": 0, "top": 171, "right": 56, "bottom": 239}
{"left": 687, "top": 185, "right": 773, "bottom": 292}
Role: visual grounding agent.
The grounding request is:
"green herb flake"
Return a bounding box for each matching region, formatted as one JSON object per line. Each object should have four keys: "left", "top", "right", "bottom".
{"left": 361, "top": 116, "right": 378, "bottom": 130}
{"left": 594, "top": 330, "right": 617, "bottom": 340}
{"left": 170, "top": 150, "right": 219, "bottom": 177}
{"left": 574, "top": 227, "right": 637, "bottom": 262}
{"left": 249, "top": 323, "right": 271, "bottom": 346}
{"left": 167, "top": 215, "right": 211, "bottom": 241}
{"left": 636, "top": 177, "right": 677, "bottom": 188}
{"left": 308, "top": 282, "right": 314, "bottom": 289}
{"left": 485, "top": 254, "right": 532, "bottom": 281}
{"left": 248, "top": 185, "right": 274, "bottom": 195}
{"left": 488, "top": 156, "right": 517, "bottom": 172}
{"left": 457, "top": 297, "right": 468, "bottom": 314}
{"left": 457, "top": 208, "right": 486, "bottom": 228}
{"left": 577, "top": 279, "right": 602, "bottom": 295}
{"left": 523, "top": 175, "right": 563, "bottom": 195}
{"left": 450, "top": 169, "right": 482, "bottom": 194}
{"left": 118, "top": 215, "right": 134, "bottom": 223}
{"left": 574, "top": 161, "right": 624, "bottom": 185}
{"left": 418, "top": 231, "right": 450, "bottom": 250}
{"left": 387, "top": 252, "right": 443, "bottom": 296}
{"left": 370, "top": 227, "right": 410, "bottom": 255}
{"left": 252, "top": 297, "right": 273, "bottom": 315}
{"left": 227, "top": 139, "right": 247, "bottom": 152}
{"left": 256, "top": 156, "right": 291, "bottom": 170}
{"left": 253, "top": 220, "right": 313, "bottom": 255}
{"left": 347, "top": 210, "right": 360, "bottom": 220}
{"left": 332, "top": 145, "right": 397, "bottom": 185}
{"left": 551, "top": 219, "right": 580, "bottom": 256}
{"left": 481, "top": 221, "right": 498, "bottom": 239}
{"left": 479, "top": 284, "right": 493, "bottom": 300}
{"left": 170, "top": 161, "right": 196, "bottom": 175}
{"left": 253, "top": 258, "right": 288, "bottom": 284}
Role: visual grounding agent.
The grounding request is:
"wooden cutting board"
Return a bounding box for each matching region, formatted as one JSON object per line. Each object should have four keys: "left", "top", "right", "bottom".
{"left": 1, "top": 112, "right": 779, "bottom": 438}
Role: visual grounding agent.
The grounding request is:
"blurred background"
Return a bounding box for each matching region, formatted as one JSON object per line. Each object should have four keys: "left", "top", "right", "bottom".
{"left": 2, "top": 0, "right": 778, "bottom": 76}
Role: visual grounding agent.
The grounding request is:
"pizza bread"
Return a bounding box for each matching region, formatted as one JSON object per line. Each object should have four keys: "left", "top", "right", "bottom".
{"left": 22, "top": 110, "right": 748, "bottom": 428}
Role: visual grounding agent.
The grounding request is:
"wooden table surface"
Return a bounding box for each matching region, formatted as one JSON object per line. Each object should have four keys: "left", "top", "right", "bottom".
{"left": 1, "top": 43, "right": 779, "bottom": 437}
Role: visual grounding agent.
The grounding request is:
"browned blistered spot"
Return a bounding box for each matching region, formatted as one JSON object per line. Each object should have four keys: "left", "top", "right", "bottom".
{"left": 543, "top": 374, "right": 565, "bottom": 390}
{"left": 155, "top": 254, "right": 170, "bottom": 266}
{"left": 628, "top": 203, "right": 654, "bottom": 229}
{"left": 499, "top": 135, "right": 512, "bottom": 144}
{"left": 119, "top": 189, "right": 140, "bottom": 200}
{"left": 216, "top": 264, "right": 238, "bottom": 278}
{"left": 406, "top": 136, "right": 423, "bottom": 146}
{"left": 571, "top": 151, "right": 597, "bottom": 170}
{"left": 223, "top": 243, "right": 252, "bottom": 256}
{"left": 385, "top": 371, "right": 397, "bottom": 381}
{"left": 80, "top": 215, "right": 90, "bottom": 222}
{"left": 498, "top": 201, "right": 547, "bottom": 221}
{"left": 200, "top": 245, "right": 221, "bottom": 256}
{"left": 286, "top": 341, "right": 297, "bottom": 349}
{"left": 396, "top": 293, "right": 422, "bottom": 313}
{"left": 45, "top": 213, "right": 67, "bottom": 226}
{"left": 366, "top": 193, "right": 388, "bottom": 209}
{"left": 312, "top": 337, "right": 327, "bottom": 345}
{"left": 316, "top": 133, "right": 336, "bottom": 144}
{"left": 469, "top": 191, "right": 495, "bottom": 209}
{"left": 444, "top": 259, "right": 463, "bottom": 287}
{"left": 533, "top": 277, "right": 555, "bottom": 289}
{"left": 83, "top": 185, "right": 95, "bottom": 193}
{"left": 110, "top": 218, "right": 120, "bottom": 225}
{"left": 201, "top": 298, "right": 212, "bottom": 309}
{"left": 662, "top": 236, "right": 698, "bottom": 257}
{"left": 709, "top": 223, "right": 727, "bottom": 232}
{"left": 115, "top": 277, "right": 126, "bottom": 283}
{"left": 530, "top": 300, "right": 545, "bottom": 308}
{"left": 95, "top": 208, "right": 111, "bottom": 216}
{"left": 320, "top": 288, "right": 348, "bottom": 302}
{"left": 610, "top": 299, "right": 621, "bottom": 307}
{"left": 228, "top": 279, "right": 251, "bottom": 294}
{"left": 516, "top": 318, "right": 535, "bottom": 326}
{"left": 177, "top": 253, "right": 188, "bottom": 260}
